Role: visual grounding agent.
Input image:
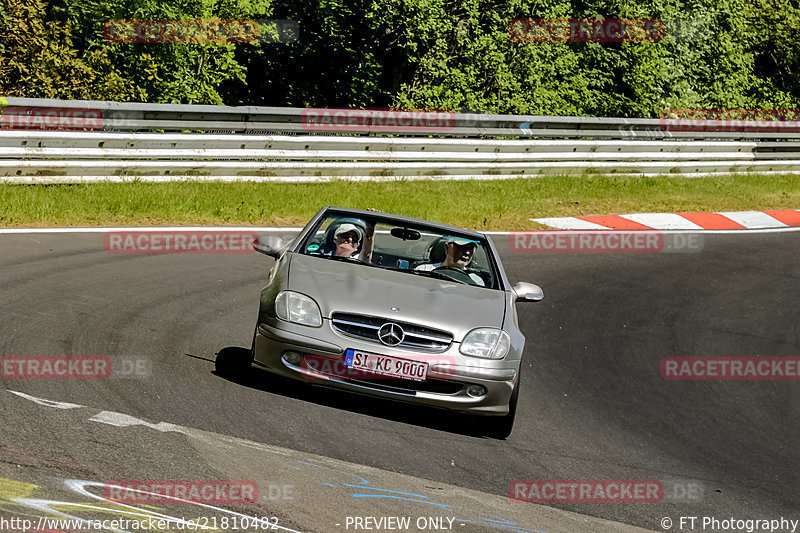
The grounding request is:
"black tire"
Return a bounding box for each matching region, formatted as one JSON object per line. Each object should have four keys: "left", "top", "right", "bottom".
{"left": 215, "top": 347, "right": 252, "bottom": 378}
{"left": 484, "top": 378, "right": 520, "bottom": 439}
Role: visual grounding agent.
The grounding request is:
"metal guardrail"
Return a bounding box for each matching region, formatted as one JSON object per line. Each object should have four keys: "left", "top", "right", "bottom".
{"left": 1, "top": 98, "right": 799, "bottom": 183}
{"left": 5, "top": 97, "right": 800, "bottom": 139}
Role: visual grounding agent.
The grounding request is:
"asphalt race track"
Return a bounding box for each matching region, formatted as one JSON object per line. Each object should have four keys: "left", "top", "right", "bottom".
{"left": 1, "top": 229, "right": 798, "bottom": 533}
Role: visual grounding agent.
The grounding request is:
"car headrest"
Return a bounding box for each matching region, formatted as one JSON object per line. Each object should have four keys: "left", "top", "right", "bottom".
{"left": 427, "top": 237, "right": 448, "bottom": 263}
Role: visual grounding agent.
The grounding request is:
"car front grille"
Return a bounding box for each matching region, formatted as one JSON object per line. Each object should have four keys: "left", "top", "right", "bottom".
{"left": 330, "top": 312, "right": 453, "bottom": 352}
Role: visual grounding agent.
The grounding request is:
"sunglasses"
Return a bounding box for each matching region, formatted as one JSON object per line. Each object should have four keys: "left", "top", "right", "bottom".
{"left": 337, "top": 232, "right": 361, "bottom": 243}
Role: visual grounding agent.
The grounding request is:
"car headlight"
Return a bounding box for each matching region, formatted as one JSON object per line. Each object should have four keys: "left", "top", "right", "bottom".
{"left": 460, "top": 328, "right": 511, "bottom": 359}
{"left": 274, "top": 291, "right": 322, "bottom": 327}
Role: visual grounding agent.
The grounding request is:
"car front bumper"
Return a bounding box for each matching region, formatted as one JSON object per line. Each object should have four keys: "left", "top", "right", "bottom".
{"left": 251, "top": 320, "right": 519, "bottom": 415}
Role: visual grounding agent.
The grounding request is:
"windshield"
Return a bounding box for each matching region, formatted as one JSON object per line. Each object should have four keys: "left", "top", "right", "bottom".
{"left": 298, "top": 214, "right": 500, "bottom": 289}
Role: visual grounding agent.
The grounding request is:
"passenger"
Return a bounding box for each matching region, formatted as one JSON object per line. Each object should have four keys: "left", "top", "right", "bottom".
{"left": 415, "top": 236, "right": 484, "bottom": 286}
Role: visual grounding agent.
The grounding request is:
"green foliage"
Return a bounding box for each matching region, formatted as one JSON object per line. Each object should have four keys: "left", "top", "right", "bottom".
{"left": 57, "top": 0, "right": 265, "bottom": 103}
{"left": 227, "top": 0, "right": 388, "bottom": 106}
{"left": 376, "top": 0, "right": 800, "bottom": 115}
{"left": 1, "top": 0, "right": 798, "bottom": 114}
{"left": 0, "top": 0, "right": 143, "bottom": 99}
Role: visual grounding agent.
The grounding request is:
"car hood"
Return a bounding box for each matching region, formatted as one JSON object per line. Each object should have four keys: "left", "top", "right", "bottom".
{"left": 288, "top": 253, "right": 506, "bottom": 336}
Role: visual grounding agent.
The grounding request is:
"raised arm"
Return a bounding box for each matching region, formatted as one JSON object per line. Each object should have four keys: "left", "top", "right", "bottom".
{"left": 358, "top": 208, "right": 379, "bottom": 263}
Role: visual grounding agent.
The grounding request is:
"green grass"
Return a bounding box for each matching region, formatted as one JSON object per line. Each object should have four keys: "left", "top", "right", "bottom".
{"left": 0, "top": 174, "right": 797, "bottom": 230}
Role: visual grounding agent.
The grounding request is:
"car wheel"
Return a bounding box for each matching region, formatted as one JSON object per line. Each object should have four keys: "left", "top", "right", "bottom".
{"left": 215, "top": 346, "right": 252, "bottom": 378}
{"left": 484, "top": 378, "right": 520, "bottom": 439}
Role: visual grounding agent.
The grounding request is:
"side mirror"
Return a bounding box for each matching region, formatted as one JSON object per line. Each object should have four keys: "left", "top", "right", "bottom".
{"left": 513, "top": 282, "right": 544, "bottom": 302}
{"left": 253, "top": 235, "right": 286, "bottom": 258}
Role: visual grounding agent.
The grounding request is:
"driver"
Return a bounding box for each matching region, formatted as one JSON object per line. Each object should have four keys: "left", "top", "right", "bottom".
{"left": 415, "top": 236, "right": 485, "bottom": 286}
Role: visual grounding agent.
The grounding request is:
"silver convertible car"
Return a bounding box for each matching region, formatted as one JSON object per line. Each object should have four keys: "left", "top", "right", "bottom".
{"left": 217, "top": 207, "right": 543, "bottom": 438}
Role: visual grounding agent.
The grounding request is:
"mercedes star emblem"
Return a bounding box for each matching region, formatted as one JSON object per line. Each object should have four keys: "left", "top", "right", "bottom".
{"left": 377, "top": 322, "right": 405, "bottom": 346}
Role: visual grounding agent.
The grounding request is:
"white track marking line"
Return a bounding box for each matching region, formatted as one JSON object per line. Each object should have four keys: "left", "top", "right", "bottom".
{"left": 618, "top": 213, "right": 705, "bottom": 230}
{"left": 717, "top": 211, "right": 788, "bottom": 229}
{"left": 7, "top": 390, "right": 83, "bottom": 409}
{"left": 528, "top": 210, "right": 800, "bottom": 233}
{"left": 6, "top": 391, "right": 304, "bottom": 532}
{"left": 530, "top": 217, "right": 612, "bottom": 230}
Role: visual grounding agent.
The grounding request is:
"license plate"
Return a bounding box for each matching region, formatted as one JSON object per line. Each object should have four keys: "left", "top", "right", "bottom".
{"left": 345, "top": 349, "right": 428, "bottom": 381}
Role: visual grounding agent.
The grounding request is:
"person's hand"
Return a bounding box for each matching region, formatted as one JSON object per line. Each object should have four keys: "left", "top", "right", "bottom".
{"left": 364, "top": 208, "right": 379, "bottom": 230}
{"left": 335, "top": 240, "right": 358, "bottom": 256}
{"left": 359, "top": 209, "right": 379, "bottom": 264}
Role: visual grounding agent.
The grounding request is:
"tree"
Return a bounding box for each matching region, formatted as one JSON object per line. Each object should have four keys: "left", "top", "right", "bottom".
{"left": 0, "top": 0, "right": 142, "bottom": 100}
